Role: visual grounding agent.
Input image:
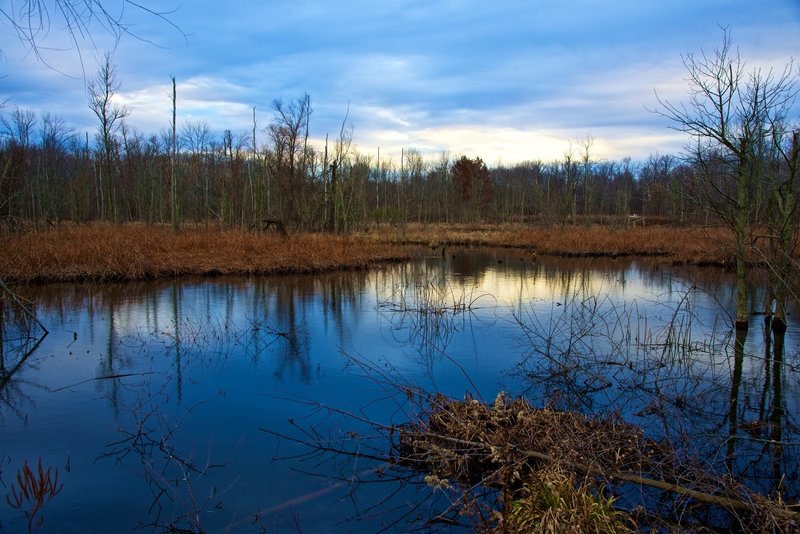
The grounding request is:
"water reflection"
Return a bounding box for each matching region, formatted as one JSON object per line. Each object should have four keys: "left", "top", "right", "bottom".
{"left": 507, "top": 258, "right": 798, "bottom": 508}
{"left": 0, "top": 252, "right": 797, "bottom": 531}
{"left": 0, "top": 300, "right": 48, "bottom": 421}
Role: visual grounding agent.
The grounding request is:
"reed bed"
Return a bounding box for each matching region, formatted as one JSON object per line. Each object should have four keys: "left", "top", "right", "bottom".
{"left": 362, "top": 223, "right": 751, "bottom": 265}
{"left": 1, "top": 222, "right": 779, "bottom": 283}
{"left": 0, "top": 224, "right": 410, "bottom": 283}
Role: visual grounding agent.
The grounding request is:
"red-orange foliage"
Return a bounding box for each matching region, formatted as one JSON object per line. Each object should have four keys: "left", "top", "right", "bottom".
{"left": 451, "top": 156, "right": 493, "bottom": 208}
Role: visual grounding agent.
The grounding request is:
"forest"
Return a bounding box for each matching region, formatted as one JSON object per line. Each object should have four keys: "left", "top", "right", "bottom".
{"left": 0, "top": 90, "right": 702, "bottom": 233}
{"left": 1, "top": 26, "right": 798, "bottom": 240}
{"left": 1, "top": 74, "right": 796, "bottom": 236}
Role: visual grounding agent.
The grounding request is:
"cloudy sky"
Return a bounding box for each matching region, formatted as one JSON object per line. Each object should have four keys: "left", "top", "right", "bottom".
{"left": 1, "top": 0, "right": 799, "bottom": 165}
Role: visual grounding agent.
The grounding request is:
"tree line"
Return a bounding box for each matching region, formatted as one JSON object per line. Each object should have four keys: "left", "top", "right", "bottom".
{"left": 0, "top": 94, "right": 770, "bottom": 233}
{"left": 0, "top": 57, "right": 713, "bottom": 233}
{"left": 0, "top": 93, "right": 789, "bottom": 232}
{"left": 0, "top": 109, "right": 699, "bottom": 230}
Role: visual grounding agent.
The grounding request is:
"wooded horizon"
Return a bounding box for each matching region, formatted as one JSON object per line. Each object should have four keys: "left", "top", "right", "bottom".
{"left": 0, "top": 94, "right": 728, "bottom": 232}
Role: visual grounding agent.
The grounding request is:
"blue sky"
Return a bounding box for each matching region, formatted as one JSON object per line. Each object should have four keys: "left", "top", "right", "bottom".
{"left": 2, "top": 0, "right": 799, "bottom": 165}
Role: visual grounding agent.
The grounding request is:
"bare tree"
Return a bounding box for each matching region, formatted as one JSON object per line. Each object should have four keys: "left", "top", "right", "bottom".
{"left": 219, "top": 128, "right": 249, "bottom": 227}
{"left": 179, "top": 120, "right": 212, "bottom": 155}
{"left": 0, "top": 107, "right": 37, "bottom": 149}
{"left": 179, "top": 119, "right": 212, "bottom": 223}
{"left": 560, "top": 147, "right": 579, "bottom": 224}
{"left": 579, "top": 133, "right": 594, "bottom": 221}
{"left": 327, "top": 103, "right": 353, "bottom": 233}
{"left": 1, "top": 1, "right": 182, "bottom": 67}
{"left": 656, "top": 29, "right": 799, "bottom": 330}
{"left": 38, "top": 113, "right": 76, "bottom": 222}
{"left": 248, "top": 107, "right": 258, "bottom": 227}
{"left": 0, "top": 107, "right": 37, "bottom": 224}
{"left": 170, "top": 75, "right": 179, "bottom": 233}
{"left": 761, "top": 123, "right": 800, "bottom": 332}
{"left": 88, "top": 51, "right": 129, "bottom": 222}
{"left": 639, "top": 153, "right": 676, "bottom": 222}
{"left": 268, "top": 93, "right": 312, "bottom": 227}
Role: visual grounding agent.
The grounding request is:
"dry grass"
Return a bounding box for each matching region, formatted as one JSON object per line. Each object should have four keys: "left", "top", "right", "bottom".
{"left": 0, "top": 223, "right": 410, "bottom": 283}
{"left": 506, "top": 464, "right": 635, "bottom": 534}
{"left": 360, "top": 223, "right": 759, "bottom": 265}
{"left": 2, "top": 222, "right": 784, "bottom": 284}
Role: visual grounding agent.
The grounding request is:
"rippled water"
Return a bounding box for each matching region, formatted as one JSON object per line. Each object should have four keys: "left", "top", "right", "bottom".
{"left": 1, "top": 250, "right": 797, "bottom": 532}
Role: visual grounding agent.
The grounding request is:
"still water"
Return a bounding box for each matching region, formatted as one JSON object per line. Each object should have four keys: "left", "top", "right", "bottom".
{"left": 1, "top": 249, "right": 798, "bottom": 532}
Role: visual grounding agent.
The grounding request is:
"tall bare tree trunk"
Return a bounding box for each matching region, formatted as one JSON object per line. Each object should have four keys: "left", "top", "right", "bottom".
{"left": 170, "top": 76, "right": 180, "bottom": 233}
{"left": 734, "top": 160, "right": 749, "bottom": 329}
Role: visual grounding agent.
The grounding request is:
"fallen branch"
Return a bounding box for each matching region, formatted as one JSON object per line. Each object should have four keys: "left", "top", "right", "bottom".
{"left": 414, "top": 431, "right": 785, "bottom": 515}
{"left": 397, "top": 392, "right": 800, "bottom": 530}
{"left": 50, "top": 372, "right": 156, "bottom": 393}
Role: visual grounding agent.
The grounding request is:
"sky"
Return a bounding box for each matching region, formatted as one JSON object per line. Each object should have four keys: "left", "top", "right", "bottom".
{"left": 1, "top": 0, "right": 799, "bottom": 165}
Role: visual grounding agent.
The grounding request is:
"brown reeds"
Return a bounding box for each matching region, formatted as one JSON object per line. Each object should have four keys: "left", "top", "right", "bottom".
{"left": 2, "top": 222, "right": 790, "bottom": 283}
{"left": 360, "top": 223, "right": 768, "bottom": 266}
{"left": 0, "top": 223, "right": 410, "bottom": 283}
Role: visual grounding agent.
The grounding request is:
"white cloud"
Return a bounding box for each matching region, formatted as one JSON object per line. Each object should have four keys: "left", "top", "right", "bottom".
{"left": 372, "top": 123, "right": 685, "bottom": 164}
{"left": 3, "top": 0, "right": 798, "bottom": 164}
{"left": 107, "top": 77, "right": 259, "bottom": 135}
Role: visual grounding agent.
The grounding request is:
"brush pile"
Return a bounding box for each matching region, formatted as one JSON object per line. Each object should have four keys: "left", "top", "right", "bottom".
{"left": 395, "top": 392, "right": 799, "bottom": 532}
{"left": 398, "top": 392, "right": 660, "bottom": 485}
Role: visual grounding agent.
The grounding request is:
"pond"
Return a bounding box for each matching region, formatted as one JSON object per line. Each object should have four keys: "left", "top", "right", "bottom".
{"left": 1, "top": 249, "right": 798, "bottom": 532}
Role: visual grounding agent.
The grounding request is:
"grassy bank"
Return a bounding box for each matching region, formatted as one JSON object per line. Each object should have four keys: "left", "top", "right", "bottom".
{"left": 360, "top": 223, "right": 744, "bottom": 264}
{"left": 1, "top": 222, "right": 761, "bottom": 284}
{"left": 0, "top": 224, "right": 410, "bottom": 283}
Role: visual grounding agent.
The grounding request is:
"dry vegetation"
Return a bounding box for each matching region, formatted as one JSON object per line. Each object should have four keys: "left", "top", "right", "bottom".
{"left": 1, "top": 222, "right": 781, "bottom": 284}
{"left": 0, "top": 223, "right": 410, "bottom": 283}
{"left": 397, "top": 392, "right": 799, "bottom": 532}
{"left": 361, "top": 223, "right": 748, "bottom": 265}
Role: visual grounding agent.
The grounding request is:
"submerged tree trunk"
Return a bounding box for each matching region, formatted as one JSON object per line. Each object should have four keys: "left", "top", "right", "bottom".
{"left": 734, "top": 162, "right": 750, "bottom": 330}
{"left": 769, "top": 131, "right": 799, "bottom": 333}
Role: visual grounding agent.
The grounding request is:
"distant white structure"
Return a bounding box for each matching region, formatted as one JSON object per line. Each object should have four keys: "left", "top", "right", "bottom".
{"left": 627, "top": 214, "right": 645, "bottom": 226}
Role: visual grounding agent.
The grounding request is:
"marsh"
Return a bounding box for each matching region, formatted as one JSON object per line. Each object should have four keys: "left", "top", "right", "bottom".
{"left": 1, "top": 250, "right": 797, "bottom": 532}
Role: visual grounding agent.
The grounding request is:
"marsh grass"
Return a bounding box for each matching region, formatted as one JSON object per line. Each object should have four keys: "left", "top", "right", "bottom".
{"left": 378, "top": 276, "right": 496, "bottom": 375}
{"left": 3, "top": 222, "right": 790, "bottom": 284}
{"left": 0, "top": 223, "right": 410, "bottom": 283}
{"left": 379, "top": 276, "right": 491, "bottom": 316}
{"left": 360, "top": 222, "right": 770, "bottom": 266}
{"left": 512, "top": 283, "right": 732, "bottom": 413}
{"left": 506, "top": 465, "right": 635, "bottom": 534}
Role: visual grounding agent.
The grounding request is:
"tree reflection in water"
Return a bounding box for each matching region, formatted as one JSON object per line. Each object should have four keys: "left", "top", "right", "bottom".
{"left": 510, "top": 271, "right": 799, "bottom": 513}
{"left": 0, "top": 254, "right": 797, "bottom": 531}
{"left": 0, "top": 294, "right": 48, "bottom": 421}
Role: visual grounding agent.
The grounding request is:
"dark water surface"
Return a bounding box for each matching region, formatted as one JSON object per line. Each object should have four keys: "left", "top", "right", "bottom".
{"left": 1, "top": 250, "right": 798, "bottom": 532}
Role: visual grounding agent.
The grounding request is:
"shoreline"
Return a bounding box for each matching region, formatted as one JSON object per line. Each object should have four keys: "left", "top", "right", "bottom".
{"left": 0, "top": 223, "right": 760, "bottom": 284}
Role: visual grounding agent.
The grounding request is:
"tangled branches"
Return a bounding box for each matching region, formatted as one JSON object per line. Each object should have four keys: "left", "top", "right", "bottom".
{"left": 395, "top": 391, "right": 799, "bottom": 532}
